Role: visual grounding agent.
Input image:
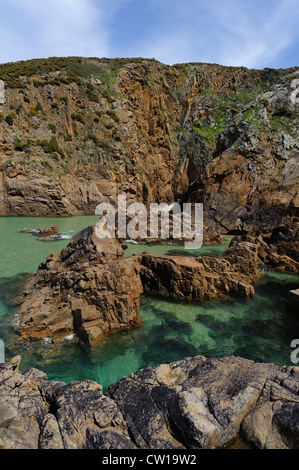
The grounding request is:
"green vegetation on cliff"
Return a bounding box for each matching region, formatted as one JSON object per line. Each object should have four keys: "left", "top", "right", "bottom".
{"left": 0, "top": 56, "right": 297, "bottom": 217}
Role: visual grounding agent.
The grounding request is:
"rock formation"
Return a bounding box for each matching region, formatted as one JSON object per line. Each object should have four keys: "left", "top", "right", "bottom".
{"left": 1, "top": 57, "right": 298, "bottom": 448}
{"left": 1, "top": 355, "right": 299, "bottom": 449}
{"left": 14, "top": 225, "right": 143, "bottom": 346}
{"left": 22, "top": 224, "right": 59, "bottom": 237}
{"left": 13, "top": 223, "right": 266, "bottom": 346}
{"left": 138, "top": 236, "right": 260, "bottom": 300}
{"left": 14, "top": 217, "right": 299, "bottom": 347}
{"left": 0, "top": 58, "right": 297, "bottom": 239}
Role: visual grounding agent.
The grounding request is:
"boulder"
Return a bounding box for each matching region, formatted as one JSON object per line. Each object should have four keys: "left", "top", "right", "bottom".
{"left": 254, "top": 222, "right": 299, "bottom": 273}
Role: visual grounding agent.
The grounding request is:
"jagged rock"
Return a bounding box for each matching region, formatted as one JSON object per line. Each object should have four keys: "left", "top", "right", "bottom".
{"left": 138, "top": 237, "right": 260, "bottom": 300}
{"left": 14, "top": 225, "right": 264, "bottom": 346}
{"left": 14, "top": 225, "right": 143, "bottom": 346}
{"left": 13, "top": 219, "right": 298, "bottom": 347}
{"left": 1, "top": 355, "right": 299, "bottom": 449}
{"left": 192, "top": 124, "right": 299, "bottom": 235}
{"left": 255, "top": 222, "right": 299, "bottom": 272}
{"left": 0, "top": 357, "right": 135, "bottom": 450}
{"left": 22, "top": 225, "right": 59, "bottom": 237}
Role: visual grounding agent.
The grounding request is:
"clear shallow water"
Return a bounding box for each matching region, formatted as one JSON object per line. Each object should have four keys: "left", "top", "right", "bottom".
{"left": 0, "top": 217, "right": 298, "bottom": 392}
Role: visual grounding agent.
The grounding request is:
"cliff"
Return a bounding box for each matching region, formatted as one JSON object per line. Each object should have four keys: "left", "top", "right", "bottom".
{"left": 0, "top": 57, "right": 298, "bottom": 235}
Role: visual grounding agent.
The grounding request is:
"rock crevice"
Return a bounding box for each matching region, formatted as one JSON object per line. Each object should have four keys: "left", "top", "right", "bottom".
{"left": 1, "top": 355, "right": 299, "bottom": 449}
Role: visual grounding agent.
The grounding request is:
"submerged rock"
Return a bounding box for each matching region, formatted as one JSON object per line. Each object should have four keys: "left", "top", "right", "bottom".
{"left": 0, "top": 355, "right": 299, "bottom": 449}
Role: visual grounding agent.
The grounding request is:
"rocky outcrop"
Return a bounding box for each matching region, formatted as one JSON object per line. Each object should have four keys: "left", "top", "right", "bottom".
{"left": 13, "top": 218, "right": 298, "bottom": 346}
{"left": 189, "top": 77, "right": 299, "bottom": 235}
{"left": 0, "top": 356, "right": 135, "bottom": 449}
{"left": 13, "top": 224, "right": 263, "bottom": 346}
{"left": 22, "top": 224, "right": 59, "bottom": 237}
{"left": 253, "top": 220, "right": 299, "bottom": 272}
{"left": 14, "top": 225, "right": 143, "bottom": 346}
{"left": 1, "top": 355, "right": 299, "bottom": 449}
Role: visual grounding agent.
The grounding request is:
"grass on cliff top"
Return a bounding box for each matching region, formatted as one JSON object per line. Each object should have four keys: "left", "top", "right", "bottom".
{"left": 0, "top": 57, "right": 137, "bottom": 88}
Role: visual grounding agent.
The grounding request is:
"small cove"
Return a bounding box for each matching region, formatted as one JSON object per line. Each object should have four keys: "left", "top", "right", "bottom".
{"left": 0, "top": 216, "right": 298, "bottom": 392}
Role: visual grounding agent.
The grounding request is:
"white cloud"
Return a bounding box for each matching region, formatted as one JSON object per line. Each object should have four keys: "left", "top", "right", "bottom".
{"left": 0, "top": 0, "right": 298, "bottom": 67}
{"left": 138, "top": 0, "right": 299, "bottom": 68}
{"left": 0, "top": 0, "right": 129, "bottom": 63}
{"left": 204, "top": 0, "right": 299, "bottom": 67}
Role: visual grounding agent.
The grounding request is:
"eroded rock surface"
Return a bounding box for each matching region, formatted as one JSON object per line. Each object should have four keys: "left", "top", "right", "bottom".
{"left": 13, "top": 225, "right": 265, "bottom": 346}
{"left": 14, "top": 225, "right": 143, "bottom": 346}
{"left": 1, "top": 355, "right": 299, "bottom": 449}
{"left": 13, "top": 218, "right": 299, "bottom": 347}
{"left": 138, "top": 237, "right": 260, "bottom": 300}
{"left": 0, "top": 58, "right": 298, "bottom": 239}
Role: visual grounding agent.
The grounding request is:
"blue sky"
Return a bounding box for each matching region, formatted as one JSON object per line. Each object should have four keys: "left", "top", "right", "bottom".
{"left": 0, "top": 0, "right": 298, "bottom": 69}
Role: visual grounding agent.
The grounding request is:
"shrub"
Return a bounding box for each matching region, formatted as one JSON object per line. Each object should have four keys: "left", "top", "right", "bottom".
{"left": 14, "top": 139, "right": 24, "bottom": 151}
{"left": 40, "top": 137, "right": 60, "bottom": 154}
{"left": 71, "top": 112, "right": 85, "bottom": 124}
{"left": 35, "top": 101, "right": 43, "bottom": 112}
{"left": 5, "top": 114, "right": 15, "bottom": 126}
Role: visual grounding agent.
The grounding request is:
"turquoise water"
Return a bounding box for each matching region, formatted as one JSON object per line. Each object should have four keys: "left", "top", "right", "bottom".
{"left": 0, "top": 217, "right": 298, "bottom": 391}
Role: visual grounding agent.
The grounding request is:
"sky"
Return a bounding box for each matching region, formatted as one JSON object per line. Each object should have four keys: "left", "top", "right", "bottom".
{"left": 0, "top": 0, "right": 298, "bottom": 69}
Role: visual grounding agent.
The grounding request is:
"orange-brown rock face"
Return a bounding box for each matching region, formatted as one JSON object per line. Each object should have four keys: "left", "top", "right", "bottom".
{"left": 138, "top": 238, "right": 260, "bottom": 301}
{"left": 0, "top": 57, "right": 298, "bottom": 237}
{"left": 192, "top": 126, "right": 299, "bottom": 234}
{"left": 14, "top": 225, "right": 143, "bottom": 346}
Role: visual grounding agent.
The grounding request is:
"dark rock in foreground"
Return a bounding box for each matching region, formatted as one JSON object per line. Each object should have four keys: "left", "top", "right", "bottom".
{"left": 1, "top": 355, "right": 299, "bottom": 449}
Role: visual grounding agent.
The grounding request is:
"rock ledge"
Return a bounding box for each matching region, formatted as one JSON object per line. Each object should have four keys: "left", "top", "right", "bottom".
{"left": 0, "top": 355, "right": 299, "bottom": 449}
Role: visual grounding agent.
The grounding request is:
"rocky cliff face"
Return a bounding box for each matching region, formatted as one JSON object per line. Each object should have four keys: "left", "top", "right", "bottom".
{"left": 0, "top": 57, "right": 298, "bottom": 236}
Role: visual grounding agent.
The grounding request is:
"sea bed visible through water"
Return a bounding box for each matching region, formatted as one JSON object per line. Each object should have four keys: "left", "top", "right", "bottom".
{"left": 0, "top": 216, "right": 298, "bottom": 392}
